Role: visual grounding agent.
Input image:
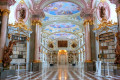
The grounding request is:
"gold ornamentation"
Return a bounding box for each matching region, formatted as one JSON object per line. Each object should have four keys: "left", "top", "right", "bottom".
{"left": 0, "top": 12, "right": 1, "bottom": 16}
{"left": 9, "top": 19, "right": 32, "bottom": 31}
{"left": 100, "top": 0, "right": 106, "bottom": 3}
{"left": 93, "top": 18, "right": 117, "bottom": 31}
{"left": 83, "top": 19, "right": 93, "bottom": 26}
{"left": 31, "top": 20, "right": 42, "bottom": 27}
{"left": 115, "top": 33, "right": 118, "bottom": 37}
{"left": 20, "top": 0, "right": 25, "bottom": 4}
{"left": 1, "top": 9, "right": 10, "bottom": 16}
{"left": 26, "top": 37, "right": 30, "bottom": 41}
{"left": 58, "top": 50, "right": 67, "bottom": 55}
{"left": 33, "top": 60, "right": 41, "bottom": 63}
{"left": 116, "top": 7, "right": 120, "bottom": 14}
{"left": 96, "top": 37, "right": 99, "bottom": 40}
{"left": 0, "top": 60, "right": 2, "bottom": 63}
{"left": 8, "top": 34, "right": 11, "bottom": 39}
{"left": 85, "top": 60, "right": 92, "bottom": 63}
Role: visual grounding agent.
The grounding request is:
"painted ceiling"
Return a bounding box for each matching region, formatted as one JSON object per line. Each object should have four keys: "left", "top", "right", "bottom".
{"left": 43, "top": 1, "right": 80, "bottom": 15}
{"left": 48, "top": 33, "right": 77, "bottom": 39}
{"left": 42, "top": 2, "right": 82, "bottom": 40}
{"left": 49, "top": 23, "right": 76, "bottom": 28}
{"left": 44, "top": 23, "right": 80, "bottom": 33}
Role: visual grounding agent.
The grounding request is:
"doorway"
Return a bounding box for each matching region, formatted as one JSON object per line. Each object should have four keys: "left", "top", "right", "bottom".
{"left": 58, "top": 50, "right": 68, "bottom": 65}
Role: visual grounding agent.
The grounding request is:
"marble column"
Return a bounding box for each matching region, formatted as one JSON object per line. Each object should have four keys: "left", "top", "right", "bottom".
{"left": 0, "top": 9, "right": 9, "bottom": 63}
{"left": 34, "top": 24, "right": 40, "bottom": 63}
{"left": 116, "top": 7, "right": 120, "bottom": 31}
{"left": 85, "top": 22, "right": 92, "bottom": 62}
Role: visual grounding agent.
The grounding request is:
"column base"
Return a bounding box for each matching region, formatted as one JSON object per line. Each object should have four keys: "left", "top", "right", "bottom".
{"left": 84, "top": 62, "right": 96, "bottom": 71}
{"left": 33, "top": 62, "right": 42, "bottom": 71}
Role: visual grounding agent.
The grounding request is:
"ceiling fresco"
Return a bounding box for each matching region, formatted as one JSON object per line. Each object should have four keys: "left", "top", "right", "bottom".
{"left": 44, "top": 23, "right": 80, "bottom": 33}
{"left": 43, "top": 1, "right": 80, "bottom": 15}
{"left": 49, "top": 23, "right": 76, "bottom": 28}
{"left": 48, "top": 33, "right": 77, "bottom": 39}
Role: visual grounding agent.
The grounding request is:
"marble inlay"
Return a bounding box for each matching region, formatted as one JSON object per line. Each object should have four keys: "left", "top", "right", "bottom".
{"left": 5, "top": 65, "right": 120, "bottom": 80}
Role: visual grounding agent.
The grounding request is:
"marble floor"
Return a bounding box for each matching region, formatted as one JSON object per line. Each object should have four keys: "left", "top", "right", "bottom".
{"left": 4, "top": 65, "right": 120, "bottom": 80}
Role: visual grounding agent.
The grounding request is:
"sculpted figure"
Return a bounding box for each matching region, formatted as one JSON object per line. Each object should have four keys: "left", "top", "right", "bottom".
{"left": 99, "top": 6, "right": 106, "bottom": 18}
{"left": 19, "top": 8, "right": 26, "bottom": 19}
{"left": 2, "top": 41, "right": 16, "bottom": 68}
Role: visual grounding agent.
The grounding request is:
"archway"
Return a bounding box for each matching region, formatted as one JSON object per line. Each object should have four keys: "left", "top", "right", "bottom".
{"left": 58, "top": 50, "right": 68, "bottom": 65}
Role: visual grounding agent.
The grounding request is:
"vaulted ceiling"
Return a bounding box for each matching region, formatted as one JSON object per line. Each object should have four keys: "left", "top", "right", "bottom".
{"left": 40, "top": 1, "right": 84, "bottom": 39}
{"left": 29, "top": 0, "right": 95, "bottom": 40}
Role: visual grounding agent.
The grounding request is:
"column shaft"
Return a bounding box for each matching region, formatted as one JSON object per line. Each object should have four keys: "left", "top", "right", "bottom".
{"left": 34, "top": 25, "right": 40, "bottom": 62}
{"left": 85, "top": 23, "right": 91, "bottom": 62}
{"left": 0, "top": 10, "right": 8, "bottom": 62}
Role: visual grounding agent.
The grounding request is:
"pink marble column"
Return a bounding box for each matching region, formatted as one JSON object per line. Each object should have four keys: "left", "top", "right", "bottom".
{"left": 85, "top": 22, "right": 92, "bottom": 62}
{"left": 34, "top": 24, "right": 40, "bottom": 63}
{"left": 0, "top": 9, "right": 9, "bottom": 63}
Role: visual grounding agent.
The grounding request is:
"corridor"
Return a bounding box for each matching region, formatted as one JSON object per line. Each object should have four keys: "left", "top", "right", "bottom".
{"left": 5, "top": 65, "right": 120, "bottom": 80}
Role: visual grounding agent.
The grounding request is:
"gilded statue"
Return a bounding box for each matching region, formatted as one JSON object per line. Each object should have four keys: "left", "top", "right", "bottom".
{"left": 99, "top": 6, "right": 106, "bottom": 18}
{"left": 19, "top": 8, "right": 26, "bottom": 19}
{"left": 2, "top": 41, "right": 16, "bottom": 69}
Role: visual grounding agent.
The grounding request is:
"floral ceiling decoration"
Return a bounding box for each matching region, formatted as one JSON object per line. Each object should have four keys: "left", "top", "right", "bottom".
{"left": 43, "top": 1, "right": 81, "bottom": 15}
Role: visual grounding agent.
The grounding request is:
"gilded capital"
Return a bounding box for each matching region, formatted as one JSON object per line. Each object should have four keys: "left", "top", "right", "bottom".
{"left": 31, "top": 20, "right": 42, "bottom": 27}
{"left": 33, "top": 60, "right": 41, "bottom": 63}
{"left": 85, "top": 60, "right": 92, "bottom": 63}
{"left": 1, "top": 9, "right": 10, "bottom": 16}
{"left": 83, "top": 19, "right": 93, "bottom": 26}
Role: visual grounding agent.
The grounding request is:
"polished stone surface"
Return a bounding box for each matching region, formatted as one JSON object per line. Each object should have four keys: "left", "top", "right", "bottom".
{"left": 4, "top": 65, "right": 120, "bottom": 80}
